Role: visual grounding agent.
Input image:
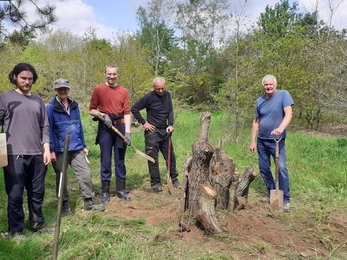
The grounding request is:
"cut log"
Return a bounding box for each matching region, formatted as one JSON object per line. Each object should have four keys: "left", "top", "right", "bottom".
{"left": 233, "top": 167, "right": 258, "bottom": 211}
{"left": 198, "top": 112, "right": 211, "bottom": 143}
{"left": 210, "top": 148, "right": 237, "bottom": 210}
{"left": 195, "top": 183, "right": 223, "bottom": 234}
{"left": 187, "top": 141, "right": 214, "bottom": 217}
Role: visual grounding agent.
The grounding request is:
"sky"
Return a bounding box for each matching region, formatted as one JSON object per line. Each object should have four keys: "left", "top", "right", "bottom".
{"left": 5, "top": 0, "right": 347, "bottom": 40}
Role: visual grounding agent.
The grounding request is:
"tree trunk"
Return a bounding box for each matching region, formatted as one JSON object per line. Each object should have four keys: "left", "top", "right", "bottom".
{"left": 180, "top": 112, "right": 257, "bottom": 235}
{"left": 187, "top": 141, "right": 214, "bottom": 218}
{"left": 195, "top": 184, "right": 223, "bottom": 235}
{"left": 210, "top": 148, "right": 237, "bottom": 210}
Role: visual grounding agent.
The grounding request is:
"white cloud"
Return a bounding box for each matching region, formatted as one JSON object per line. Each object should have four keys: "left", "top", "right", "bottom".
{"left": 5, "top": 0, "right": 345, "bottom": 42}
{"left": 49, "top": 0, "right": 121, "bottom": 40}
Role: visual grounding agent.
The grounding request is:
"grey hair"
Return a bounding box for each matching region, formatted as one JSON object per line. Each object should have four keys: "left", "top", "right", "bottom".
{"left": 262, "top": 75, "right": 277, "bottom": 86}
{"left": 153, "top": 77, "right": 165, "bottom": 86}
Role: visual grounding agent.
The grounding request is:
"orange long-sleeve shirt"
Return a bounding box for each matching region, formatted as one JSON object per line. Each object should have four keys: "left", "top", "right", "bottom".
{"left": 89, "top": 83, "right": 130, "bottom": 117}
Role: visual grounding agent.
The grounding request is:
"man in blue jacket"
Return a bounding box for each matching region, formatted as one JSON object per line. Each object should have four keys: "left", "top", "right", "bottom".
{"left": 46, "top": 78, "right": 104, "bottom": 213}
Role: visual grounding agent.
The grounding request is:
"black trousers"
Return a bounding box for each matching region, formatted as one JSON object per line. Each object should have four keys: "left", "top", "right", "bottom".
{"left": 145, "top": 129, "right": 178, "bottom": 186}
{"left": 3, "top": 155, "right": 47, "bottom": 233}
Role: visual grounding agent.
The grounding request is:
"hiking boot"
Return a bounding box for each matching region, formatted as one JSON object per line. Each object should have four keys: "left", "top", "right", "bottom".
{"left": 33, "top": 225, "right": 55, "bottom": 233}
{"left": 151, "top": 183, "right": 163, "bottom": 192}
{"left": 261, "top": 196, "right": 270, "bottom": 204}
{"left": 283, "top": 202, "right": 291, "bottom": 212}
{"left": 116, "top": 190, "right": 131, "bottom": 201}
{"left": 84, "top": 198, "right": 105, "bottom": 211}
{"left": 2, "top": 231, "right": 25, "bottom": 238}
{"left": 2, "top": 231, "right": 26, "bottom": 241}
{"left": 172, "top": 180, "right": 182, "bottom": 189}
{"left": 62, "top": 200, "right": 72, "bottom": 215}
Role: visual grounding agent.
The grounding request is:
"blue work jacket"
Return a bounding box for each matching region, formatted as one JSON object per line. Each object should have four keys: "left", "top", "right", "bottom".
{"left": 46, "top": 96, "right": 86, "bottom": 153}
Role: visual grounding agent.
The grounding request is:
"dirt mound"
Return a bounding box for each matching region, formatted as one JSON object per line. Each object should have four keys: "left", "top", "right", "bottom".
{"left": 94, "top": 187, "right": 347, "bottom": 259}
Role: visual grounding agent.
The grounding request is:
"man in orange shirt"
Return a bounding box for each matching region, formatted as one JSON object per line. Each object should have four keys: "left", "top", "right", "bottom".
{"left": 89, "top": 64, "right": 131, "bottom": 202}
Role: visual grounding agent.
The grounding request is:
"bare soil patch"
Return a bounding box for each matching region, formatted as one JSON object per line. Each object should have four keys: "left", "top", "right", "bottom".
{"left": 96, "top": 186, "right": 347, "bottom": 259}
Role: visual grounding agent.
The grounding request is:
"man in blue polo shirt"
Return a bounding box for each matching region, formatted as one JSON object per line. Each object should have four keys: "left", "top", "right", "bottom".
{"left": 250, "top": 75, "right": 294, "bottom": 212}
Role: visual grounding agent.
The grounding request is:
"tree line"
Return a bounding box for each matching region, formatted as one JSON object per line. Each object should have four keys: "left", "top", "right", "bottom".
{"left": 1, "top": 0, "right": 347, "bottom": 131}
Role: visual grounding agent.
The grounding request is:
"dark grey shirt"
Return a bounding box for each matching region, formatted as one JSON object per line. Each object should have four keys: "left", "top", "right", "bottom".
{"left": 0, "top": 89, "right": 50, "bottom": 155}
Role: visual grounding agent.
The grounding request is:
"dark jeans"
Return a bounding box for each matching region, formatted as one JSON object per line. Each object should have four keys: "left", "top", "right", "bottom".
{"left": 145, "top": 129, "right": 178, "bottom": 186}
{"left": 257, "top": 138, "right": 290, "bottom": 203}
{"left": 3, "top": 155, "right": 47, "bottom": 233}
{"left": 98, "top": 125, "right": 127, "bottom": 181}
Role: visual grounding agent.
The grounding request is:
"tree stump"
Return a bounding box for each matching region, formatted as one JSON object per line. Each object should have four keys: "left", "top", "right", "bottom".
{"left": 180, "top": 112, "right": 257, "bottom": 235}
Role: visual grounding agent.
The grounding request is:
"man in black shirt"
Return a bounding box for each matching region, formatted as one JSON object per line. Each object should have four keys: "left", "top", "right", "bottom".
{"left": 131, "top": 77, "right": 180, "bottom": 192}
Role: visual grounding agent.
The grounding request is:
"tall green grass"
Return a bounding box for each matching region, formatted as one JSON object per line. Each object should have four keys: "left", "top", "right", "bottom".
{"left": 0, "top": 110, "right": 346, "bottom": 259}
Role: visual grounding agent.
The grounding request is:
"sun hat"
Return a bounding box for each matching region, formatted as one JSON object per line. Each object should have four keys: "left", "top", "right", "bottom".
{"left": 54, "top": 78, "right": 71, "bottom": 90}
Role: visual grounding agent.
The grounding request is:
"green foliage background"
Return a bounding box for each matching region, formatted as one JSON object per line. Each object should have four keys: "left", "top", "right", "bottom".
{"left": 1, "top": 0, "right": 347, "bottom": 131}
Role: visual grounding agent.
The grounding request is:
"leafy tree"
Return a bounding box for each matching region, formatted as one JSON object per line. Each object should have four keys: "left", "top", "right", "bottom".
{"left": 175, "top": 0, "right": 231, "bottom": 69}
{"left": 171, "top": 0, "right": 232, "bottom": 108}
{"left": 0, "top": 42, "right": 22, "bottom": 92}
{"left": 258, "top": 0, "right": 302, "bottom": 37}
{"left": 113, "top": 35, "right": 153, "bottom": 105}
{"left": 136, "top": 0, "right": 177, "bottom": 75}
{"left": 255, "top": 0, "right": 347, "bottom": 129}
{"left": 7, "top": 28, "right": 35, "bottom": 49}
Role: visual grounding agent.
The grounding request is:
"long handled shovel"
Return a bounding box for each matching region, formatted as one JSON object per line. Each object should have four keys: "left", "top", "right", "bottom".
{"left": 96, "top": 114, "right": 154, "bottom": 163}
{"left": 167, "top": 133, "right": 175, "bottom": 195}
{"left": 270, "top": 134, "right": 284, "bottom": 212}
{"left": 53, "top": 134, "right": 70, "bottom": 260}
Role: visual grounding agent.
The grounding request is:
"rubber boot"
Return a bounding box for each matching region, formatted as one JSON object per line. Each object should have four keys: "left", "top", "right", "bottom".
{"left": 62, "top": 200, "right": 72, "bottom": 215}
{"left": 116, "top": 177, "right": 131, "bottom": 201}
{"left": 100, "top": 180, "right": 110, "bottom": 203}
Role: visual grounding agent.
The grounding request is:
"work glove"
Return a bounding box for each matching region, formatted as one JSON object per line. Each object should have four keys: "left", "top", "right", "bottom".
{"left": 124, "top": 132, "right": 131, "bottom": 146}
{"left": 103, "top": 114, "right": 112, "bottom": 128}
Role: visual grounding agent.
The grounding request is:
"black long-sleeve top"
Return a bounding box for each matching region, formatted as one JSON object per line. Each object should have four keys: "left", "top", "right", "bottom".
{"left": 131, "top": 90, "right": 174, "bottom": 129}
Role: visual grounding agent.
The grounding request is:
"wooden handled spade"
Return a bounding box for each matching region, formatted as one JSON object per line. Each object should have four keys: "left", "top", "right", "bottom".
{"left": 96, "top": 114, "right": 155, "bottom": 163}
{"left": 270, "top": 134, "right": 284, "bottom": 212}
{"left": 0, "top": 133, "right": 8, "bottom": 167}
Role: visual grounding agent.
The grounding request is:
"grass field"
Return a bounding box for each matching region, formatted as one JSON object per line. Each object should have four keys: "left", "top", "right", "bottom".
{"left": 0, "top": 110, "right": 347, "bottom": 259}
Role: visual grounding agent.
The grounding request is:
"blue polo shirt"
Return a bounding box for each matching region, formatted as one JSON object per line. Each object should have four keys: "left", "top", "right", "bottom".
{"left": 255, "top": 90, "right": 294, "bottom": 139}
